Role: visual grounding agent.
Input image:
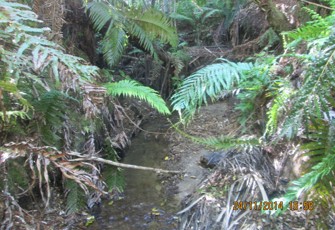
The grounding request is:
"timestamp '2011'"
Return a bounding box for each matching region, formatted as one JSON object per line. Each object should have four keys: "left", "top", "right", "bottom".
{"left": 233, "top": 201, "right": 284, "bottom": 211}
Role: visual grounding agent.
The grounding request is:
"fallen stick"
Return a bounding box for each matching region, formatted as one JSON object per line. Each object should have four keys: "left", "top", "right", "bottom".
{"left": 68, "top": 156, "right": 181, "bottom": 174}
{"left": 176, "top": 195, "right": 206, "bottom": 215}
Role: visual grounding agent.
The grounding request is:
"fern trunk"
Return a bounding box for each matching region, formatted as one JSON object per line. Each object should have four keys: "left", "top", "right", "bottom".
{"left": 253, "top": 0, "right": 294, "bottom": 34}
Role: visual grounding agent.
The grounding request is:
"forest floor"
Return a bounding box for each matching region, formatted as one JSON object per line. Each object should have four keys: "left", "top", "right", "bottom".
{"left": 163, "top": 100, "right": 322, "bottom": 229}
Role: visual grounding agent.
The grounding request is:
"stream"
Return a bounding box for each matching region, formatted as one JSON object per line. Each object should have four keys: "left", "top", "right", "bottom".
{"left": 89, "top": 118, "right": 180, "bottom": 229}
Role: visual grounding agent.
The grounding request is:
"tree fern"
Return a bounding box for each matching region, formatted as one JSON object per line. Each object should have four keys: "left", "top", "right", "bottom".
{"left": 104, "top": 79, "right": 171, "bottom": 115}
{"left": 171, "top": 58, "right": 253, "bottom": 123}
{"left": 86, "top": 1, "right": 178, "bottom": 67}
{"left": 0, "top": 1, "right": 129, "bottom": 224}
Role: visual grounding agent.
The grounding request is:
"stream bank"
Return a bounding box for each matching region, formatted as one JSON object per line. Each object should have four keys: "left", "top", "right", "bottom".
{"left": 165, "top": 100, "right": 328, "bottom": 229}
{"left": 84, "top": 99, "right": 318, "bottom": 229}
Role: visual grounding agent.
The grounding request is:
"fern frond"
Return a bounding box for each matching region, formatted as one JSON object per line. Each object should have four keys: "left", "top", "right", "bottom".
{"left": 172, "top": 122, "right": 259, "bottom": 149}
{"left": 265, "top": 81, "right": 292, "bottom": 136}
{"left": 171, "top": 58, "right": 253, "bottom": 122}
{"left": 127, "top": 20, "right": 157, "bottom": 58}
{"left": 103, "top": 167, "right": 125, "bottom": 193}
{"left": 104, "top": 79, "right": 171, "bottom": 115}
{"left": 280, "top": 39, "right": 335, "bottom": 139}
{"left": 86, "top": 1, "right": 116, "bottom": 31}
{"left": 169, "top": 12, "right": 194, "bottom": 25}
{"left": 199, "top": 7, "right": 221, "bottom": 24}
{"left": 101, "top": 27, "right": 127, "bottom": 67}
{"left": 65, "top": 180, "right": 87, "bottom": 214}
{"left": 282, "top": 8, "right": 335, "bottom": 43}
{"left": 274, "top": 117, "right": 335, "bottom": 215}
{"left": 33, "top": 90, "right": 75, "bottom": 145}
{"left": 0, "top": 110, "right": 30, "bottom": 123}
{"left": 276, "top": 148, "right": 335, "bottom": 214}
{"left": 126, "top": 8, "right": 178, "bottom": 47}
{"left": 199, "top": 135, "right": 260, "bottom": 150}
{"left": 170, "top": 53, "right": 185, "bottom": 76}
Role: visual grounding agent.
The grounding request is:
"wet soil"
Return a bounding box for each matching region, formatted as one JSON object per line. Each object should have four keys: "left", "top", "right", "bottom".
{"left": 165, "top": 100, "right": 241, "bottom": 200}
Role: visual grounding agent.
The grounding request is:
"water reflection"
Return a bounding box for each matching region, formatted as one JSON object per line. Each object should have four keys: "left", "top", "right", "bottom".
{"left": 90, "top": 119, "right": 179, "bottom": 230}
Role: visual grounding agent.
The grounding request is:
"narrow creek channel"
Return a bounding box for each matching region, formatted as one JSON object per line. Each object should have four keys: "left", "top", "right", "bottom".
{"left": 89, "top": 117, "right": 180, "bottom": 229}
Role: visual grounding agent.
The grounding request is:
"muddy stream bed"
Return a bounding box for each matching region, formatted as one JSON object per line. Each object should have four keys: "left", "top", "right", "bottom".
{"left": 89, "top": 118, "right": 181, "bottom": 230}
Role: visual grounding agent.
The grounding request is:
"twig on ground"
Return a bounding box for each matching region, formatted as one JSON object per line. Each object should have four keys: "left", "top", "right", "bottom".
{"left": 68, "top": 155, "right": 181, "bottom": 174}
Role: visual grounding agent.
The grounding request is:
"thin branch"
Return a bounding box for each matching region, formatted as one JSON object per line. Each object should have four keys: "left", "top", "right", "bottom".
{"left": 68, "top": 155, "right": 181, "bottom": 174}
{"left": 300, "top": 0, "right": 335, "bottom": 10}
{"left": 176, "top": 195, "right": 206, "bottom": 215}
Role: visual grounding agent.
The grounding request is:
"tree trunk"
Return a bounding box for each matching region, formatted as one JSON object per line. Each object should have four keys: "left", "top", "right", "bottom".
{"left": 163, "top": 0, "right": 170, "bottom": 14}
{"left": 253, "top": 0, "right": 294, "bottom": 34}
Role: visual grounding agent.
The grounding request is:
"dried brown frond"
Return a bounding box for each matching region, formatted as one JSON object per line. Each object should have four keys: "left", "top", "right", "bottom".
{"left": 0, "top": 141, "right": 108, "bottom": 211}
{"left": 81, "top": 84, "right": 106, "bottom": 119}
{"left": 111, "top": 131, "right": 130, "bottom": 149}
{"left": 178, "top": 147, "right": 276, "bottom": 230}
{"left": 33, "top": 0, "right": 66, "bottom": 42}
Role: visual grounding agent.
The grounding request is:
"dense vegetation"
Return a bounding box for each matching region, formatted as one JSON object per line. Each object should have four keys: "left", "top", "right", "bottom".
{"left": 171, "top": 0, "right": 335, "bottom": 227}
{"left": 1, "top": 0, "right": 335, "bottom": 228}
{"left": 0, "top": 0, "right": 173, "bottom": 227}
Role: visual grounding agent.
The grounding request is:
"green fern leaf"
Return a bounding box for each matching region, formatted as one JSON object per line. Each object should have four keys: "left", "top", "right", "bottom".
{"left": 0, "top": 110, "right": 30, "bottom": 122}
{"left": 65, "top": 180, "right": 87, "bottom": 214}
{"left": 171, "top": 58, "right": 253, "bottom": 122}
{"left": 169, "top": 12, "right": 194, "bottom": 25}
{"left": 171, "top": 122, "right": 259, "bottom": 150}
{"left": 87, "top": 2, "right": 177, "bottom": 66}
{"left": 276, "top": 149, "right": 335, "bottom": 215}
{"left": 101, "top": 26, "right": 127, "bottom": 67}
{"left": 265, "top": 82, "right": 292, "bottom": 136}
{"left": 282, "top": 8, "right": 335, "bottom": 43}
{"left": 199, "top": 135, "right": 260, "bottom": 150}
{"left": 199, "top": 7, "right": 221, "bottom": 24}
{"left": 127, "top": 21, "right": 157, "bottom": 58}
{"left": 104, "top": 79, "right": 171, "bottom": 115}
{"left": 33, "top": 90, "right": 76, "bottom": 145}
{"left": 274, "top": 118, "right": 335, "bottom": 215}
{"left": 86, "top": 1, "right": 116, "bottom": 31}
{"left": 103, "top": 167, "right": 125, "bottom": 193}
{"left": 126, "top": 8, "right": 178, "bottom": 47}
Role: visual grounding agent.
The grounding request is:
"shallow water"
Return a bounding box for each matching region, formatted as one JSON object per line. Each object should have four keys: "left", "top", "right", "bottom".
{"left": 90, "top": 118, "right": 179, "bottom": 229}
